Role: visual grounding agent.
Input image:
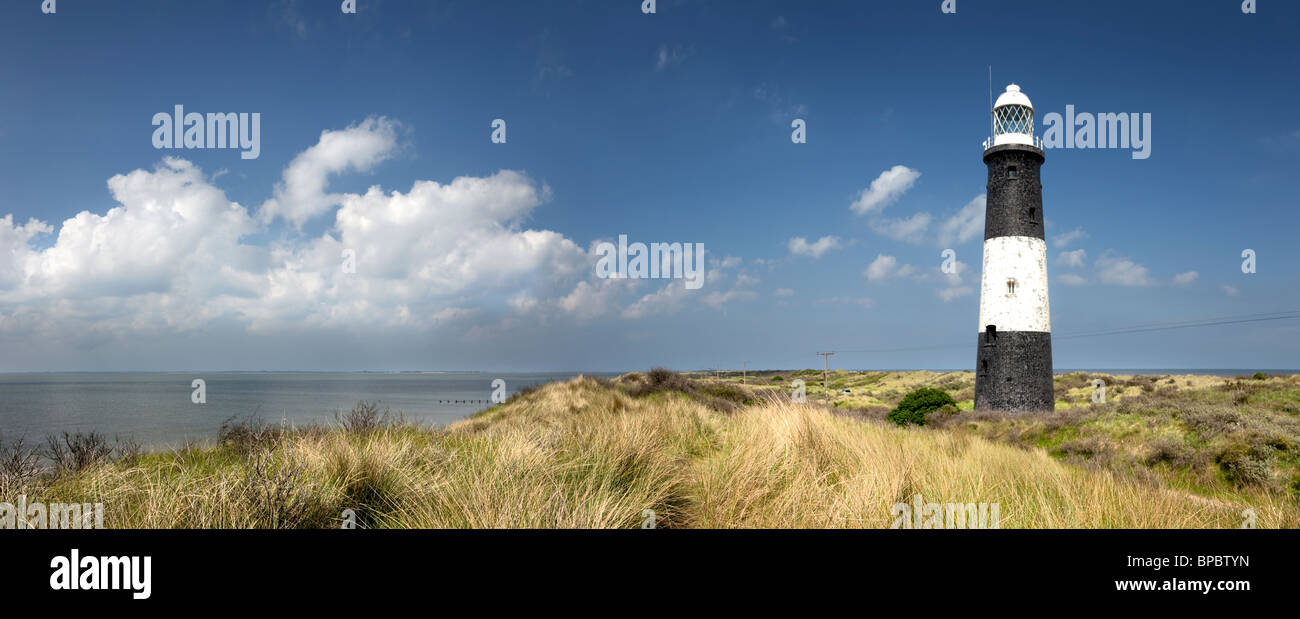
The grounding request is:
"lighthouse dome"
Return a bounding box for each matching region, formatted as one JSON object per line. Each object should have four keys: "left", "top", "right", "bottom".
{"left": 994, "top": 84, "right": 1033, "bottom": 110}
{"left": 989, "top": 84, "right": 1038, "bottom": 149}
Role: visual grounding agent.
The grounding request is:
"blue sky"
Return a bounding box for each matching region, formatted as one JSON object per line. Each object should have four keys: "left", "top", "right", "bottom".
{"left": 1, "top": 0, "right": 1298, "bottom": 372}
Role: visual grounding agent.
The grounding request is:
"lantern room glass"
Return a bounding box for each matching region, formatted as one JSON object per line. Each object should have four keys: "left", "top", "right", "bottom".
{"left": 994, "top": 105, "right": 1034, "bottom": 137}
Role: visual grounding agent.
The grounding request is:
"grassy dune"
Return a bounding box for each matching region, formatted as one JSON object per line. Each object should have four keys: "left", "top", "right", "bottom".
{"left": 5, "top": 370, "right": 1296, "bottom": 528}
{"left": 707, "top": 369, "right": 1300, "bottom": 521}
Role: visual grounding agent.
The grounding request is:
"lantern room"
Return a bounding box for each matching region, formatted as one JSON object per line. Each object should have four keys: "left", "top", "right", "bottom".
{"left": 989, "top": 84, "right": 1038, "bottom": 149}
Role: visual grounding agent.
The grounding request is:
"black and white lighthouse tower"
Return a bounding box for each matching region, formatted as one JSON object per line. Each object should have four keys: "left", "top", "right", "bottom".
{"left": 974, "top": 84, "right": 1054, "bottom": 411}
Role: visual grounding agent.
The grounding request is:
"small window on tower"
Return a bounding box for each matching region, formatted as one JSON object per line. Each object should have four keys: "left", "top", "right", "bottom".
{"left": 1006, "top": 279, "right": 1017, "bottom": 295}
{"left": 1007, "top": 166, "right": 1018, "bottom": 179}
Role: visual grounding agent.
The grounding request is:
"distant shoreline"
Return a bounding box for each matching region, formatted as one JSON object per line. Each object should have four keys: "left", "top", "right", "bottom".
{"left": 0, "top": 369, "right": 1296, "bottom": 377}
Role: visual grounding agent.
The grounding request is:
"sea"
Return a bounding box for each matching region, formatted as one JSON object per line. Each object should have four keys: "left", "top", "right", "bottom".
{"left": 0, "top": 372, "right": 619, "bottom": 449}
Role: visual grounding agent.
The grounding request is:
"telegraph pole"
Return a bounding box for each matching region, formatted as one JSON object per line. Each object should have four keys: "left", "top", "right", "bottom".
{"left": 816, "top": 352, "right": 834, "bottom": 403}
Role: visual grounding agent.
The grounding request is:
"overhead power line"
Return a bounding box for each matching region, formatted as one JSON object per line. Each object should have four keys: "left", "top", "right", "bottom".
{"left": 824, "top": 308, "right": 1300, "bottom": 355}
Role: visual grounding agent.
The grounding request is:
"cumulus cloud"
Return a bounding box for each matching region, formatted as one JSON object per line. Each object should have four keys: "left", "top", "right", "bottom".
{"left": 0, "top": 215, "right": 53, "bottom": 290}
{"left": 620, "top": 255, "right": 755, "bottom": 319}
{"left": 259, "top": 117, "right": 400, "bottom": 227}
{"left": 851, "top": 166, "right": 940, "bottom": 245}
{"left": 0, "top": 158, "right": 263, "bottom": 335}
{"left": 935, "top": 259, "right": 972, "bottom": 302}
{"left": 1059, "top": 274, "right": 1088, "bottom": 286}
{"left": 1223, "top": 285, "right": 1240, "bottom": 297}
{"left": 559, "top": 278, "right": 634, "bottom": 321}
{"left": 864, "top": 254, "right": 915, "bottom": 282}
{"left": 0, "top": 118, "right": 744, "bottom": 350}
{"left": 1052, "top": 227, "right": 1088, "bottom": 249}
{"left": 851, "top": 165, "right": 920, "bottom": 215}
{"left": 869, "top": 212, "right": 931, "bottom": 244}
{"left": 1057, "top": 249, "right": 1087, "bottom": 269}
{"left": 1172, "top": 271, "right": 1199, "bottom": 285}
{"left": 937, "top": 194, "right": 985, "bottom": 247}
{"left": 1095, "top": 250, "right": 1152, "bottom": 286}
{"left": 787, "top": 235, "right": 842, "bottom": 259}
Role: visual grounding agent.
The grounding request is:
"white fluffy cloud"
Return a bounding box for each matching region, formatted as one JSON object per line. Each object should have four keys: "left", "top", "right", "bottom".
{"left": 1095, "top": 250, "right": 1152, "bottom": 286}
{"left": 0, "top": 158, "right": 264, "bottom": 334}
{"left": 787, "top": 235, "right": 842, "bottom": 259}
{"left": 259, "top": 117, "right": 400, "bottom": 227}
{"left": 0, "top": 119, "right": 735, "bottom": 348}
{"left": 937, "top": 194, "right": 985, "bottom": 247}
{"left": 936, "top": 259, "right": 972, "bottom": 302}
{"left": 0, "top": 215, "right": 53, "bottom": 291}
{"left": 1058, "top": 249, "right": 1087, "bottom": 269}
{"left": 864, "top": 254, "right": 915, "bottom": 282}
{"left": 1052, "top": 227, "right": 1088, "bottom": 248}
{"left": 869, "top": 212, "right": 931, "bottom": 244}
{"left": 1172, "top": 271, "right": 1199, "bottom": 285}
{"left": 621, "top": 256, "right": 752, "bottom": 319}
{"left": 851, "top": 165, "right": 920, "bottom": 215}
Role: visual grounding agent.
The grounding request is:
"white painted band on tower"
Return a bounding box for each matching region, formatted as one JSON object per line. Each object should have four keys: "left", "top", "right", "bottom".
{"left": 977, "top": 235, "right": 1051, "bottom": 333}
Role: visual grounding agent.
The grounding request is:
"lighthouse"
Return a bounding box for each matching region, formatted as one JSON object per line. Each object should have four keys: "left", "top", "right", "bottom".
{"left": 974, "top": 84, "right": 1054, "bottom": 411}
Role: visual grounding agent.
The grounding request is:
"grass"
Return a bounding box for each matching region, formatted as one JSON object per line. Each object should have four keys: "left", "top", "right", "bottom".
{"left": 3, "top": 370, "right": 1297, "bottom": 528}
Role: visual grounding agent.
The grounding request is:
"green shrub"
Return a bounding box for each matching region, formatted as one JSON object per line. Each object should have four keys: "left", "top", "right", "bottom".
{"left": 887, "top": 387, "right": 956, "bottom": 427}
{"left": 1215, "top": 441, "right": 1272, "bottom": 487}
{"left": 1253, "top": 372, "right": 1269, "bottom": 380}
{"left": 770, "top": 375, "right": 784, "bottom": 381}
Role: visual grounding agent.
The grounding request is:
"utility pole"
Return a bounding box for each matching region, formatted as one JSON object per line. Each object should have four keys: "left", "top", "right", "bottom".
{"left": 816, "top": 352, "right": 834, "bottom": 403}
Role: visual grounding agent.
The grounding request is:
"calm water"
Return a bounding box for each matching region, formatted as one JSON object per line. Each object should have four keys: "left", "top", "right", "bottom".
{"left": 0, "top": 372, "right": 615, "bottom": 448}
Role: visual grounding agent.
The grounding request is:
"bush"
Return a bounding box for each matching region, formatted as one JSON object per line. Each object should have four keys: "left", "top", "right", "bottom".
{"left": 770, "top": 375, "right": 784, "bottom": 382}
{"left": 1253, "top": 372, "right": 1269, "bottom": 380}
{"left": 220, "top": 416, "right": 285, "bottom": 454}
{"left": 887, "top": 387, "right": 956, "bottom": 427}
{"left": 1143, "top": 437, "right": 1195, "bottom": 467}
{"left": 335, "top": 401, "right": 393, "bottom": 434}
{"left": 624, "top": 368, "right": 754, "bottom": 413}
{"left": 0, "top": 435, "right": 41, "bottom": 494}
{"left": 241, "top": 450, "right": 314, "bottom": 528}
{"left": 1215, "top": 441, "right": 1272, "bottom": 487}
{"left": 631, "top": 367, "right": 694, "bottom": 395}
{"left": 44, "top": 431, "right": 113, "bottom": 474}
